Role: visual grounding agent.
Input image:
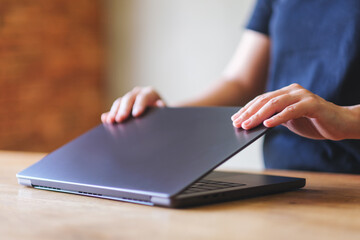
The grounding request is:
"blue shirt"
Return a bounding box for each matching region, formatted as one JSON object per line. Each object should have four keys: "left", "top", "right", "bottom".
{"left": 246, "top": 0, "right": 360, "bottom": 173}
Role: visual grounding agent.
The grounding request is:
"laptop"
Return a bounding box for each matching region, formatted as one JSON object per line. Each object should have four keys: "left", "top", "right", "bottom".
{"left": 17, "top": 107, "right": 305, "bottom": 208}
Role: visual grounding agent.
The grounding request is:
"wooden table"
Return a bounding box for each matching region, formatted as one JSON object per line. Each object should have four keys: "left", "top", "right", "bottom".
{"left": 1, "top": 151, "right": 360, "bottom": 240}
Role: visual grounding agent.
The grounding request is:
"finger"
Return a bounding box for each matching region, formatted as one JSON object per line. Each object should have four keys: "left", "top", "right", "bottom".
{"left": 234, "top": 83, "right": 303, "bottom": 127}
{"left": 107, "top": 98, "right": 121, "bottom": 123}
{"left": 132, "top": 92, "right": 151, "bottom": 117}
{"left": 232, "top": 84, "right": 304, "bottom": 125}
{"left": 101, "top": 112, "right": 109, "bottom": 123}
{"left": 237, "top": 93, "right": 299, "bottom": 129}
{"left": 231, "top": 111, "right": 241, "bottom": 121}
{"left": 231, "top": 96, "right": 260, "bottom": 121}
{"left": 115, "top": 89, "right": 140, "bottom": 122}
{"left": 233, "top": 91, "right": 284, "bottom": 127}
{"left": 233, "top": 94, "right": 272, "bottom": 125}
{"left": 132, "top": 90, "right": 162, "bottom": 117}
{"left": 263, "top": 101, "right": 310, "bottom": 128}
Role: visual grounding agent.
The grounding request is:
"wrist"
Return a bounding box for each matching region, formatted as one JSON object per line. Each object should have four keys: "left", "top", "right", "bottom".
{"left": 343, "top": 105, "right": 360, "bottom": 139}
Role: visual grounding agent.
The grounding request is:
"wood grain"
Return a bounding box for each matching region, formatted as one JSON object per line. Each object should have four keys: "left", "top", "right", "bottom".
{"left": 1, "top": 151, "right": 360, "bottom": 240}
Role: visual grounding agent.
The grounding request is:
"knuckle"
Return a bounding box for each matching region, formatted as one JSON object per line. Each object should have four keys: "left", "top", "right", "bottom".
{"left": 137, "top": 91, "right": 145, "bottom": 97}
{"left": 242, "top": 111, "right": 250, "bottom": 118}
{"left": 136, "top": 92, "right": 147, "bottom": 100}
{"left": 254, "top": 95, "right": 261, "bottom": 101}
{"left": 286, "top": 105, "right": 296, "bottom": 112}
{"left": 302, "top": 94, "right": 318, "bottom": 105}
{"left": 293, "top": 88, "right": 310, "bottom": 98}
{"left": 289, "top": 83, "right": 302, "bottom": 89}
{"left": 274, "top": 113, "right": 284, "bottom": 121}
{"left": 270, "top": 97, "right": 279, "bottom": 105}
{"left": 252, "top": 113, "right": 260, "bottom": 120}
{"left": 122, "top": 92, "right": 133, "bottom": 102}
{"left": 143, "top": 86, "right": 154, "bottom": 93}
{"left": 300, "top": 88, "right": 310, "bottom": 95}
{"left": 259, "top": 95, "right": 270, "bottom": 103}
{"left": 114, "top": 98, "right": 121, "bottom": 104}
{"left": 251, "top": 96, "right": 259, "bottom": 103}
{"left": 132, "top": 86, "right": 141, "bottom": 92}
{"left": 307, "top": 94, "right": 318, "bottom": 102}
{"left": 123, "top": 93, "right": 131, "bottom": 99}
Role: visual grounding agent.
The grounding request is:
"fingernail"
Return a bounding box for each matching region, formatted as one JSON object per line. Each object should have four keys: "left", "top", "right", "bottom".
{"left": 231, "top": 112, "right": 241, "bottom": 121}
{"left": 116, "top": 113, "right": 124, "bottom": 122}
{"left": 233, "top": 121, "right": 240, "bottom": 128}
{"left": 233, "top": 116, "right": 243, "bottom": 125}
{"left": 118, "top": 110, "right": 126, "bottom": 120}
{"left": 132, "top": 107, "right": 139, "bottom": 116}
{"left": 242, "top": 119, "right": 251, "bottom": 127}
{"left": 264, "top": 118, "right": 273, "bottom": 127}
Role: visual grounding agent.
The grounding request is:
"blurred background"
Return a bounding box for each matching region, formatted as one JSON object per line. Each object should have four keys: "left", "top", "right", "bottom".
{"left": 0, "top": 0, "right": 263, "bottom": 170}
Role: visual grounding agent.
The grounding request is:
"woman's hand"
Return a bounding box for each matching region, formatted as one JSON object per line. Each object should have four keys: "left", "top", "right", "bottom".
{"left": 231, "top": 83, "right": 359, "bottom": 140}
{"left": 101, "top": 87, "right": 166, "bottom": 123}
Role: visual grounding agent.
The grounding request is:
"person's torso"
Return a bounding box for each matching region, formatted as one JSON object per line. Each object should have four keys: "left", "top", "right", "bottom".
{"left": 264, "top": 0, "right": 360, "bottom": 173}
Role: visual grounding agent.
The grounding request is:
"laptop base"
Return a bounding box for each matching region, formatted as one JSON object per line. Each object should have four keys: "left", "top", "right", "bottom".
{"left": 20, "top": 171, "right": 305, "bottom": 208}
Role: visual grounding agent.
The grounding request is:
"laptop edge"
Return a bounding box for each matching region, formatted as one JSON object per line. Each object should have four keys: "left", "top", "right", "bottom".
{"left": 16, "top": 107, "right": 306, "bottom": 208}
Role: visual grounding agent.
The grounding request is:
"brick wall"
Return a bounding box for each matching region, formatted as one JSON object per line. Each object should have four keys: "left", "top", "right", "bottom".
{"left": 0, "top": 0, "right": 105, "bottom": 152}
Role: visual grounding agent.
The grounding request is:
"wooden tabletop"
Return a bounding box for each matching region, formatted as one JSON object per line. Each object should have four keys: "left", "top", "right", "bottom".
{"left": 1, "top": 150, "right": 360, "bottom": 240}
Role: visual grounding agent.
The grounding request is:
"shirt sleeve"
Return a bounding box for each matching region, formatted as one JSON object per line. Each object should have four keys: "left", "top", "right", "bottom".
{"left": 246, "top": 0, "right": 273, "bottom": 36}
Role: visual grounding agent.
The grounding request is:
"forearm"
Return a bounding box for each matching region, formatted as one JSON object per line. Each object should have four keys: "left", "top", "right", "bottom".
{"left": 342, "top": 104, "right": 360, "bottom": 139}
{"left": 174, "top": 78, "right": 263, "bottom": 107}
{"left": 174, "top": 30, "right": 270, "bottom": 108}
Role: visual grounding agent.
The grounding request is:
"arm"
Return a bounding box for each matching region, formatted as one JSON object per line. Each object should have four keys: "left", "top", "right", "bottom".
{"left": 102, "top": 30, "right": 271, "bottom": 123}
{"left": 177, "top": 30, "right": 270, "bottom": 107}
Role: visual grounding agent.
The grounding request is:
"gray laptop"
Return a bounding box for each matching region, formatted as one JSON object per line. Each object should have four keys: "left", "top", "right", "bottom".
{"left": 17, "top": 107, "right": 305, "bottom": 208}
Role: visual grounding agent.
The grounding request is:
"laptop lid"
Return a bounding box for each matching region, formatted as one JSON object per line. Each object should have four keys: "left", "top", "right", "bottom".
{"left": 17, "top": 107, "right": 268, "bottom": 198}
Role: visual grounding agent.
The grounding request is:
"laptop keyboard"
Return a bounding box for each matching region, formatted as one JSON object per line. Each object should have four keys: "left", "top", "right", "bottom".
{"left": 181, "top": 179, "right": 245, "bottom": 195}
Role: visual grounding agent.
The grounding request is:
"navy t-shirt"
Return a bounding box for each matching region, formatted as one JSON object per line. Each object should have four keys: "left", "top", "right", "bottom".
{"left": 246, "top": 0, "right": 360, "bottom": 173}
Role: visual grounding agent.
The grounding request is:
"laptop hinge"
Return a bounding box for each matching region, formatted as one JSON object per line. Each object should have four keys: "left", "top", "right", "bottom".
{"left": 18, "top": 178, "right": 32, "bottom": 187}
{"left": 151, "top": 196, "right": 171, "bottom": 206}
